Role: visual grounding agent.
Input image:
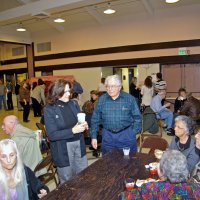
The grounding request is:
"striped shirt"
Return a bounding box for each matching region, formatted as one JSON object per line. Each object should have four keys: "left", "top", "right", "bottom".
{"left": 154, "top": 80, "right": 167, "bottom": 91}
{"left": 90, "top": 91, "right": 142, "bottom": 139}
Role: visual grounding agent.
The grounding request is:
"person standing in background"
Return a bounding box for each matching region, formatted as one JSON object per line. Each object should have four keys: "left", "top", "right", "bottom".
{"left": 97, "top": 77, "right": 106, "bottom": 93}
{"left": 141, "top": 76, "right": 154, "bottom": 107}
{"left": 19, "top": 81, "right": 31, "bottom": 122}
{"left": 129, "top": 77, "right": 141, "bottom": 108}
{"left": 154, "top": 73, "right": 167, "bottom": 105}
{"left": 15, "top": 80, "right": 23, "bottom": 111}
{"left": 0, "top": 80, "right": 7, "bottom": 111}
{"left": 6, "top": 80, "right": 14, "bottom": 110}
{"left": 31, "top": 79, "right": 45, "bottom": 117}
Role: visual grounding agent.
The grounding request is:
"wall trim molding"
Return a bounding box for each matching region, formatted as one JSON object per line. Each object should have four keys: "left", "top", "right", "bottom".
{"left": 1, "top": 39, "right": 200, "bottom": 74}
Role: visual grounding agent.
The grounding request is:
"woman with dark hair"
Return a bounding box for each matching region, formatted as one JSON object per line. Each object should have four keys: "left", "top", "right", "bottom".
{"left": 141, "top": 76, "right": 154, "bottom": 106}
{"left": 44, "top": 79, "right": 88, "bottom": 184}
{"left": 174, "top": 88, "right": 187, "bottom": 113}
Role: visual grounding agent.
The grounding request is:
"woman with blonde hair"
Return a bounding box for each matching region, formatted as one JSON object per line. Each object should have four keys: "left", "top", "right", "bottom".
{"left": 0, "top": 139, "right": 49, "bottom": 200}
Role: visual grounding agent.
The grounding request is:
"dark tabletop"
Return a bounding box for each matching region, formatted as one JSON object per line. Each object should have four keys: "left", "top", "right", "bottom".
{"left": 43, "top": 150, "right": 156, "bottom": 200}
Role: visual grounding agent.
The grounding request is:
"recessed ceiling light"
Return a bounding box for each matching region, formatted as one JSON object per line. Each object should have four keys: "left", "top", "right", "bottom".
{"left": 54, "top": 18, "right": 65, "bottom": 23}
{"left": 165, "top": 0, "right": 180, "bottom": 3}
{"left": 103, "top": 3, "right": 116, "bottom": 15}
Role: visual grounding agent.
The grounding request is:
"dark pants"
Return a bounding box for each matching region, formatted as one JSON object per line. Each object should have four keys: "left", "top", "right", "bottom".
{"left": 7, "top": 92, "right": 13, "bottom": 110}
{"left": 31, "top": 97, "right": 42, "bottom": 117}
{"left": 102, "top": 127, "right": 137, "bottom": 155}
{"left": 20, "top": 101, "right": 30, "bottom": 121}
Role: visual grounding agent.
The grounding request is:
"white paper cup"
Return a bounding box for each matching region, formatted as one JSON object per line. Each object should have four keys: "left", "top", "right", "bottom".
{"left": 123, "top": 147, "right": 130, "bottom": 156}
{"left": 77, "top": 113, "right": 86, "bottom": 124}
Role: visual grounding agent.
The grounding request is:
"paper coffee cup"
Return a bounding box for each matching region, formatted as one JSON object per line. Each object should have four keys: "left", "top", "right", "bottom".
{"left": 77, "top": 113, "right": 86, "bottom": 124}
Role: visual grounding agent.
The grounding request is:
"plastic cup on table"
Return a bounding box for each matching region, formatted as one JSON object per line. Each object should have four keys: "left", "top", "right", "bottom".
{"left": 125, "top": 177, "right": 135, "bottom": 191}
{"left": 123, "top": 147, "right": 130, "bottom": 159}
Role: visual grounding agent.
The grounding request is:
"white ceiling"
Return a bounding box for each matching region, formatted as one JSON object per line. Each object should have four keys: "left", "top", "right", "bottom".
{"left": 0, "top": 0, "right": 200, "bottom": 35}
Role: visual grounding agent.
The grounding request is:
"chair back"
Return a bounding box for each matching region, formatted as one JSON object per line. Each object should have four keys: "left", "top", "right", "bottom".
{"left": 140, "top": 136, "right": 168, "bottom": 155}
{"left": 34, "top": 153, "right": 58, "bottom": 186}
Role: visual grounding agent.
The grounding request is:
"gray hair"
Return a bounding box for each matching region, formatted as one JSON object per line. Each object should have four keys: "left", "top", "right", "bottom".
{"left": 175, "top": 115, "right": 193, "bottom": 135}
{"left": 0, "top": 139, "right": 25, "bottom": 200}
{"left": 105, "top": 75, "right": 122, "bottom": 87}
{"left": 160, "top": 150, "right": 189, "bottom": 183}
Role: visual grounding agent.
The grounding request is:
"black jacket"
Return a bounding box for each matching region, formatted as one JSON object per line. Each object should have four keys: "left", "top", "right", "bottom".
{"left": 44, "top": 100, "right": 86, "bottom": 167}
{"left": 25, "top": 166, "right": 49, "bottom": 200}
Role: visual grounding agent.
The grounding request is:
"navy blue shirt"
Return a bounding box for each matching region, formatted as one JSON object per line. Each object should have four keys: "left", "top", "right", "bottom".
{"left": 90, "top": 91, "right": 142, "bottom": 139}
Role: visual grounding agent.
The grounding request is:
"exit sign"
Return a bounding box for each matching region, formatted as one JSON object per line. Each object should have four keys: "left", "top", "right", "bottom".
{"left": 179, "top": 48, "right": 189, "bottom": 55}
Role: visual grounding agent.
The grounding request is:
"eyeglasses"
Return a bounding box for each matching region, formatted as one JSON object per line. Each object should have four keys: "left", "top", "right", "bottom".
{"left": 106, "top": 85, "right": 120, "bottom": 89}
{"left": 0, "top": 139, "right": 16, "bottom": 145}
{"left": 174, "top": 125, "right": 184, "bottom": 130}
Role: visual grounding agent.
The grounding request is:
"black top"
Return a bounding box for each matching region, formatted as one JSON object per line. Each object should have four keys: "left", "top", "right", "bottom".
{"left": 129, "top": 83, "right": 140, "bottom": 99}
{"left": 176, "top": 136, "right": 191, "bottom": 151}
{"left": 174, "top": 97, "right": 187, "bottom": 113}
{"left": 57, "top": 100, "right": 80, "bottom": 142}
{"left": 15, "top": 83, "right": 20, "bottom": 95}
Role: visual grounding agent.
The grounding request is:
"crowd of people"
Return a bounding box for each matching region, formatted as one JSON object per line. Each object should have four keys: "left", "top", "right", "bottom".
{"left": 0, "top": 73, "right": 199, "bottom": 199}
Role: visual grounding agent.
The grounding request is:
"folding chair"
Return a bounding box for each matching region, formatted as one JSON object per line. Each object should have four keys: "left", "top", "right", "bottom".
{"left": 34, "top": 153, "right": 59, "bottom": 187}
{"left": 139, "top": 106, "right": 165, "bottom": 149}
{"left": 140, "top": 136, "right": 168, "bottom": 155}
{"left": 36, "top": 122, "right": 50, "bottom": 154}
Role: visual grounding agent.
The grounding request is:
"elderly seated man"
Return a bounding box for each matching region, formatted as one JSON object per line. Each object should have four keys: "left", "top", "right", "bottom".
{"left": 118, "top": 150, "right": 200, "bottom": 199}
{"left": 2, "top": 115, "right": 43, "bottom": 173}
{"left": 150, "top": 90, "right": 174, "bottom": 136}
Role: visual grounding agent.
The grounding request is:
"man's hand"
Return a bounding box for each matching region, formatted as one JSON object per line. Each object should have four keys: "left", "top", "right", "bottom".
{"left": 91, "top": 139, "right": 97, "bottom": 149}
{"left": 165, "top": 102, "right": 171, "bottom": 108}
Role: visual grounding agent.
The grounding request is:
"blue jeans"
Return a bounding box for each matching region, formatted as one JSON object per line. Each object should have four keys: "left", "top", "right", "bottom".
{"left": 0, "top": 95, "right": 7, "bottom": 110}
{"left": 158, "top": 110, "right": 173, "bottom": 129}
{"left": 102, "top": 127, "right": 137, "bottom": 155}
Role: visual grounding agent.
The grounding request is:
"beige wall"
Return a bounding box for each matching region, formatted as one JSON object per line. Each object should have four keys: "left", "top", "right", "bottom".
{"left": 53, "top": 67, "right": 102, "bottom": 103}
{"left": 32, "top": 4, "right": 200, "bottom": 55}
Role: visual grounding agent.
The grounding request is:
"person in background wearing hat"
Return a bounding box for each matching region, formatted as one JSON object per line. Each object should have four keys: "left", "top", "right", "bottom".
{"left": 169, "top": 115, "right": 199, "bottom": 173}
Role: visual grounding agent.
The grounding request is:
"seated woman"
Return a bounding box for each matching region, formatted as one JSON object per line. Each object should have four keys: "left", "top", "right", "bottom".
{"left": 191, "top": 126, "right": 200, "bottom": 183}
{"left": 174, "top": 88, "right": 187, "bottom": 114}
{"left": 169, "top": 115, "right": 199, "bottom": 173}
{"left": 0, "top": 139, "right": 49, "bottom": 200}
{"left": 118, "top": 150, "right": 200, "bottom": 199}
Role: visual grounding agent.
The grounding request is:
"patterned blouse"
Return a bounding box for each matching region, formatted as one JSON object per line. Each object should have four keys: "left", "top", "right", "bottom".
{"left": 118, "top": 181, "right": 200, "bottom": 200}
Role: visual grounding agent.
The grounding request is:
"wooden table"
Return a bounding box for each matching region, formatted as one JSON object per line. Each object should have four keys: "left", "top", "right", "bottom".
{"left": 43, "top": 150, "right": 156, "bottom": 200}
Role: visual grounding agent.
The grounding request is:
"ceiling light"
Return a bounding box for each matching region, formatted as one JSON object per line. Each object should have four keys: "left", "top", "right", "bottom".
{"left": 103, "top": 3, "right": 116, "bottom": 15}
{"left": 165, "top": 0, "right": 180, "bottom": 3}
{"left": 54, "top": 18, "right": 65, "bottom": 23}
{"left": 16, "top": 23, "right": 26, "bottom": 32}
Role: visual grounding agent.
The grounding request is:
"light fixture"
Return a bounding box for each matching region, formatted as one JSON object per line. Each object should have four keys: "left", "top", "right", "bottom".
{"left": 165, "top": 0, "right": 180, "bottom": 3}
{"left": 16, "top": 23, "right": 26, "bottom": 32}
{"left": 103, "top": 3, "right": 116, "bottom": 15}
{"left": 54, "top": 18, "right": 65, "bottom": 23}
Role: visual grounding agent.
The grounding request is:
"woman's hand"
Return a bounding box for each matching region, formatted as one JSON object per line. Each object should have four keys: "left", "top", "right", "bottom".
{"left": 38, "top": 189, "right": 48, "bottom": 199}
{"left": 72, "top": 122, "right": 88, "bottom": 134}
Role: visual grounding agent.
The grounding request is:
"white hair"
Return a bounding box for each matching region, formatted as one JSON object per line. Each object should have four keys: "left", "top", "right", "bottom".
{"left": 105, "top": 74, "right": 122, "bottom": 86}
{"left": 0, "top": 139, "right": 24, "bottom": 200}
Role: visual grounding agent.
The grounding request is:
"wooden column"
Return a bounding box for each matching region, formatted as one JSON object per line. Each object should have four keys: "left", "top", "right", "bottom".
{"left": 26, "top": 42, "right": 35, "bottom": 78}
